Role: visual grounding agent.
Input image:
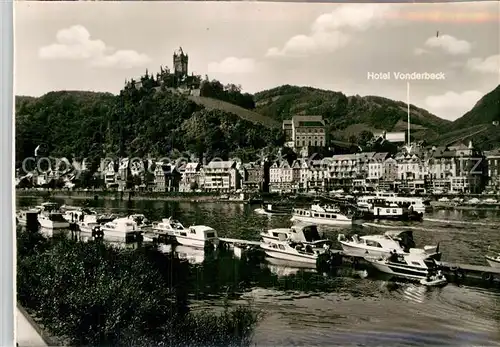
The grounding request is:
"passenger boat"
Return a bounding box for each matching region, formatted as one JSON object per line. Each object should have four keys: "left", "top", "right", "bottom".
{"left": 337, "top": 230, "right": 441, "bottom": 260}
{"left": 357, "top": 192, "right": 431, "bottom": 214}
{"left": 152, "top": 217, "right": 219, "bottom": 248}
{"left": 290, "top": 204, "right": 353, "bottom": 226}
{"left": 254, "top": 204, "right": 290, "bottom": 216}
{"left": 365, "top": 249, "right": 440, "bottom": 281}
{"left": 361, "top": 199, "right": 423, "bottom": 221}
{"left": 37, "top": 202, "right": 70, "bottom": 230}
{"left": 260, "top": 223, "right": 332, "bottom": 264}
{"left": 101, "top": 217, "right": 141, "bottom": 242}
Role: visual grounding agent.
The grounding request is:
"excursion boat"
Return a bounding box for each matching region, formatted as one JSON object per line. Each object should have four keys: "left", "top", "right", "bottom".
{"left": 37, "top": 202, "right": 70, "bottom": 230}
{"left": 360, "top": 199, "right": 423, "bottom": 221}
{"left": 260, "top": 223, "right": 332, "bottom": 264}
{"left": 152, "top": 217, "right": 219, "bottom": 248}
{"left": 337, "top": 230, "right": 441, "bottom": 261}
{"left": 365, "top": 249, "right": 441, "bottom": 281}
{"left": 254, "top": 204, "right": 290, "bottom": 216}
{"left": 101, "top": 217, "right": 141, "bottom": 242}
{"left": 290, "top": 204, "right": 354, "bottom": 226}
{"left": 357, "top": 192, "right": 431, "bottom": 214}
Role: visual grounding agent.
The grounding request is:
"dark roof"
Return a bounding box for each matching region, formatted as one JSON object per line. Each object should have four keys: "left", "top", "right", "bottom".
{"left": 298, "top": 121, "right": 324, "bottom": 127}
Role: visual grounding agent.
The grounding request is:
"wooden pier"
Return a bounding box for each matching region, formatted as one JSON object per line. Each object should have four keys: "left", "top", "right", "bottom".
{"left": 436, "top": 261, "right": 500, "bottom": 284}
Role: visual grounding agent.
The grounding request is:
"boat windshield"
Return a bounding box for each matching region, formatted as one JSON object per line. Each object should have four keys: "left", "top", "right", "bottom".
{"left": 387, "top": 231, "right": 416, "bottom": 252}
{"left": 302, "top": 225, "right": 321, "bottom": 242}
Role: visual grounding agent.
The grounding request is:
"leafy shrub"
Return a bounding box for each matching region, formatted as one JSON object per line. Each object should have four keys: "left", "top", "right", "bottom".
{"left": 17, "top": 229, "right": 259, "bottom": 346}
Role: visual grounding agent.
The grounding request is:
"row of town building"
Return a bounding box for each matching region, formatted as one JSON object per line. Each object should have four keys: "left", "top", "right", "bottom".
{"left": 21, "top": 140, "right": 500, "bottom": 195}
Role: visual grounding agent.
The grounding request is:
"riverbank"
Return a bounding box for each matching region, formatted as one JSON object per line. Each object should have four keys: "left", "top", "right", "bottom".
{"left": 16, "top": 188, "right": 252, "bottom": 203}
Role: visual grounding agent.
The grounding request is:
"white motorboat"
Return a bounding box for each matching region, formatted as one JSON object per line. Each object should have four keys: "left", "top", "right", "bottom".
{"left": 37, "top": 202, "right": 70, "bottom": 230}
{"left": 152, "top": 217, "right": 186, "bottom": 234}
{"left": 127, "top": 214, "right": 152, "bottom": 228}
{"left": 62, "top": 207, "right": 98, "bottom": 223}
{"left": 485, "top": 254, "right": 500, "bottom": 268}
{"left": 420, "top": 271, "right": 448, "bottom": 287}
{"left": 101, "top": 217, "right": 141, "bottom": 242}
{"left": 152, "top": 217, "right": 219, "bottom": 248}
{"left": 77, "top": 215, "right": 100, "bottom": 233}
{"left": 173, "top": 225, "right": 219, "bottom": 248}
{"left": 38, "top": 213, "right": 70, "bottom": 230}
{"left": 365, "top": 249, "right": 440, "bottom": 281}
{"left": 337, "top": 230, "right": 441, "bottom": 260}
{"left": 291, "top": 204, "right": 353, "bottom": 226}
{"left": 260, "top": 223, "right": 332, "bottom": 264}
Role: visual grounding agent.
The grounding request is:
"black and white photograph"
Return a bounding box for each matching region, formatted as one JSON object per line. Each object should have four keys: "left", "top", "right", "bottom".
{"left": 14, "top": 1, "right": 500, "bottom": 346}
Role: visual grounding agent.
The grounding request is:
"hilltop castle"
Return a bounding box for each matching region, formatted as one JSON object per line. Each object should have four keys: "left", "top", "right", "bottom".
{"left": 129, "top": 47, "right": 202, "bottom": 95}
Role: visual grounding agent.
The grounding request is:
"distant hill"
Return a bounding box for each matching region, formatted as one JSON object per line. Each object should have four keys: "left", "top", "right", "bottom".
{"left": 253, "top": 85, "right": 451, "bottom": 142}
{"left": 434, "top": 85, "right": 500, "bottom": 149}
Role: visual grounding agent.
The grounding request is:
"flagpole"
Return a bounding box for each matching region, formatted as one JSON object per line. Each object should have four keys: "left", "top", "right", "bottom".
{"left": 407, "top": 82, "right": 410, "bottom": 147}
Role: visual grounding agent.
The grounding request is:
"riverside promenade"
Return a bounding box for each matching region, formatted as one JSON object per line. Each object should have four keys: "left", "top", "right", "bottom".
{"left": 16, "top": 305, "right": 48, "bottom": 347}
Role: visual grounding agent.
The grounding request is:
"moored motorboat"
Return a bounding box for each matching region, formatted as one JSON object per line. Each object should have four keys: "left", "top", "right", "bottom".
{"left": 37, "top": 202, "right": 70, "bottom": 230}
{"left": 365, "top": 249, "right": 440, "bottom": 281}
{"left": 337, "top": 230, "right": 441, "bottom": 260}
{"left": 260, "top": 223, "right": 332, "bottom": 264}
{"left": 77, "top": 214, "right": 100, "bottom": 233}
{"left": 152, "top": 217, "right": 219, "bottom": 249}
{"left": 101, "top": 217, "right": 141, "bottom": 242}
{"left": 127, "top": 214, "right": 152, "bottom": 228}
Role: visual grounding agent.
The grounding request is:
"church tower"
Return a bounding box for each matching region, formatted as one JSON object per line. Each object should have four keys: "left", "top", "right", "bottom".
{"left": 173, "top": 47, "right": 188, "bottom": 77}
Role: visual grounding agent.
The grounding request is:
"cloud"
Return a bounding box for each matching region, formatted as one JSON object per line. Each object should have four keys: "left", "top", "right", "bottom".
{"left": 466, "top": 55, "right": 500, "bottom": 74}
{"left": 423, "top": 35, "right": 471, "bottom": 55}
{"left": 266, "top": 4, "right": 394, "bottom": 58}
{"left": 266, "top": 31, "right": 350, "bottom": 57}
{"left": 91, "top": 50, "right": 151, "bottom": 69}
{"left": 425, "top": 90, "right": 483, "bottom": 121}
{"left": 39, "top": 25, "right": 151, "bottom": 69}
{"left": 207, "top": 57, "right": 256, "bottom": 74}
{"left": 414, "top": 48, "right": 429, "bottom": 56}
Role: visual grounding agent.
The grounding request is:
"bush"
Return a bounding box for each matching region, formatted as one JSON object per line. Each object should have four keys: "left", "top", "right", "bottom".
{"left": 16, "top": 229, "right": 259, "bottom": 346}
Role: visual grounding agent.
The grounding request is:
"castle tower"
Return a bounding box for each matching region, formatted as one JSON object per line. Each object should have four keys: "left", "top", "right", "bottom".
{"left": 173, "top": 47, "right": 188, "bottom": 77}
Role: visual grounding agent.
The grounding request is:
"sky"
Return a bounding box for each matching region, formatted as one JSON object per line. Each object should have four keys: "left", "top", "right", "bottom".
{"left": 15, "top": 1, "right": 500, "bottom": 121}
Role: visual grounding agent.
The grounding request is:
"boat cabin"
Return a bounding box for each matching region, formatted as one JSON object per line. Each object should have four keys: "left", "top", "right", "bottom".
{"left": 171, "top": 225, "right": 218, "bottom": 241}
{"left": 263, "top": 223, "right": 326, "bottom": 244}
{"left": 153, "top": 218, "right": 185, "bottom": 231}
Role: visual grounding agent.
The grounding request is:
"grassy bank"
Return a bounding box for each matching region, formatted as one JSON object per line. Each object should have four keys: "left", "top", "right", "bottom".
{"left": 17, "top": 229, "right": 260, "bottom": 346}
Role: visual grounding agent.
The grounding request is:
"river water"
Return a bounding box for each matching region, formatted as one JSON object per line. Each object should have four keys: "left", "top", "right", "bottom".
{"left": 16, "top": 197, "right": 500, "bottom": 346}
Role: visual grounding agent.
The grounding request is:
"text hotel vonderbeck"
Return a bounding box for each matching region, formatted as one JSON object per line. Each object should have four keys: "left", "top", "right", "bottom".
{"left": 366, "top": 72, "right": 446, "bottom": 80}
